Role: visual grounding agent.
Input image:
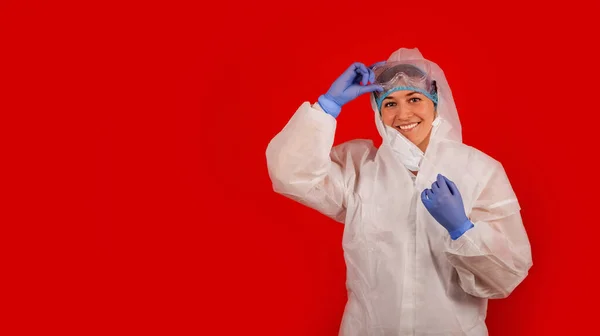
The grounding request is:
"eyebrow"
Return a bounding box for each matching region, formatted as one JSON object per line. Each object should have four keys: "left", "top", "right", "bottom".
{"left": 383, "top": 91, "right": 420, "bottom": 100}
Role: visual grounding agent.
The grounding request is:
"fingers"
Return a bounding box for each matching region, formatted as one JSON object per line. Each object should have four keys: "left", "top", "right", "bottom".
{"left": 360, "top": 69, "right": 369, "bottom": 85}
{"left": 357, "top": 84, "right": 384, "bottom": 95}
{"left": 425, "top": 188, "right": 433, "bottom": 199}
{"left": 342, "top": 63, "right": 367, "bottom": 84}
{"left": 367, "top": 61, "right": 385, "bottom": 85}
{"left": 352, "top": 63, "right": 370, "bottom": 85}
{"left": 354, "top": 62, "right": 369, "bottom": 74}
{"left": 421, "top": 189, "right": 431, "bottom": 206}
{"left": 345, "top": 62, "right": 381, "bottom": 86}
{"left": 437, "top": 174, "right": 450, "bottom": 193}
{"left": 431, "top": 180, "right": 440, "bottom": 193}
{"left": 443, "top": 175, "right": 459, "bottom": 196}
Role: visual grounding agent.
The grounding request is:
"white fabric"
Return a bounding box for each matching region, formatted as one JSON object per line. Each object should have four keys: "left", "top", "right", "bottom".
{"left": 266, "top": 48, "right": 532, "bottom": 336}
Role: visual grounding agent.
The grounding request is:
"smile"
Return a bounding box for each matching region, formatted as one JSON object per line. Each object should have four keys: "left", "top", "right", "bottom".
{"left": 395, "top": 122, "right": 420, "bottom": 132}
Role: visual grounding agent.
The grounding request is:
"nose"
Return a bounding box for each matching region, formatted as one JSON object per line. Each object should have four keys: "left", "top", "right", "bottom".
{"left": 394, "top": 104, "right": 414, "bottom": 120}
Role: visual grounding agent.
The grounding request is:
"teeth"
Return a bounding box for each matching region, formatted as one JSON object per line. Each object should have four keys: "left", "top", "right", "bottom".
{"left": 398, "top": 122, "right": 419, "bottom": 130}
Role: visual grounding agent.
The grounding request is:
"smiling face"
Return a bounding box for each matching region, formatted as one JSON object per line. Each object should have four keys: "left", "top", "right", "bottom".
{"left": 380, "top": 90, "right": 437, "bottom": 152}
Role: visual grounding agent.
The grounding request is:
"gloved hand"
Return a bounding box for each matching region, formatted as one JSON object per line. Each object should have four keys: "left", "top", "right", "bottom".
{"left": 318, "top": 62, "right": 383, "bottom": 118}
{"left": 421, "top": 174, "right": 474, "bottom": 240}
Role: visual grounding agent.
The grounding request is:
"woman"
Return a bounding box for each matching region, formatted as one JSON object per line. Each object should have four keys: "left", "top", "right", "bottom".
{"left": 266, "top": 48, "right": 532, "bottom": 336}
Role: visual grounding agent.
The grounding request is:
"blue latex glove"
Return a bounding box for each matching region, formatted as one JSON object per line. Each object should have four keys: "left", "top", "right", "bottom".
{"left": 318, "top": 62, "right": 383, "bottom": 118}
{"left": 421, "top": 174, "right": 474, "bottom": 240}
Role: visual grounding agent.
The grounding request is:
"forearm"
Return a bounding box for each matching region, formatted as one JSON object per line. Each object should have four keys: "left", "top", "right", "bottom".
{"left": 266, "top": 101, "right": 336, "bottom": 193}
{"left": 266, "top": 101, "right": 350, "bottom": 221}
{"left": 444, "top": 215, "right": 532, "bottom": 298}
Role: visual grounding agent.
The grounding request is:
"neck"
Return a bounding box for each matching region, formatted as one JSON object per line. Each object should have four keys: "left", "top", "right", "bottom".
{"left": 417, "top": 132, "right": 432, "bottom": 153}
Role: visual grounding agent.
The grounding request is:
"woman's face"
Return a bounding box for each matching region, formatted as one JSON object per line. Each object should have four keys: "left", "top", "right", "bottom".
{"left": 380, "top": 90, "right": 436, "bottom": 152}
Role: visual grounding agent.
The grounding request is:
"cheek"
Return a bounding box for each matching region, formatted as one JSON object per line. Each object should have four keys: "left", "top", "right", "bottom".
{"left": 381, "top": 111, "right": 394, "bottom": 126}
{"left": 416, "top": 105, "right": 435, "bottom": 123}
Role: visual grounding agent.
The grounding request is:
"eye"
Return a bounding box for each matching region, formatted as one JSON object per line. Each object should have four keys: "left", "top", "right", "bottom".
{"left": 384, "top": 101, "right": 397, "bottom": 108}
{"left": 409, "top": 97, "right": 422, "bottom": 103}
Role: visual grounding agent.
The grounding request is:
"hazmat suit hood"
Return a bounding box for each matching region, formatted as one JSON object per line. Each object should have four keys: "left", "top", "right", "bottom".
{"left": 370, "top": 48, "right": 462, "bottom": 171}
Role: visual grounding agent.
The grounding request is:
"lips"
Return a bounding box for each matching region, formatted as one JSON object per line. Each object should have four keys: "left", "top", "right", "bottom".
{"left": 395, "top": 122, "right": 420, "bottom": 132}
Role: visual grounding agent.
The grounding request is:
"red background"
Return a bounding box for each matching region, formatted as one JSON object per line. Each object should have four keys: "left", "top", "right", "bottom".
{"left": 2, "top": 0, "right": 599, "bottom": 335}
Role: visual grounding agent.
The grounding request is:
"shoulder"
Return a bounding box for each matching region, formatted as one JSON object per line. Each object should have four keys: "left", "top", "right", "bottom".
{"left": 436, "top": 140, "right": 504, "bottom": 180}
{"left": 464, "top": 145, "right": 502, "bottom": 169}
{"left": 460, "top": 144, "right": 513, "bottom": 191}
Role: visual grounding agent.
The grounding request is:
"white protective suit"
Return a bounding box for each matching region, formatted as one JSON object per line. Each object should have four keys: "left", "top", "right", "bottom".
{"left": 265, "top": 48, "right": 532, "bottom": 336}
